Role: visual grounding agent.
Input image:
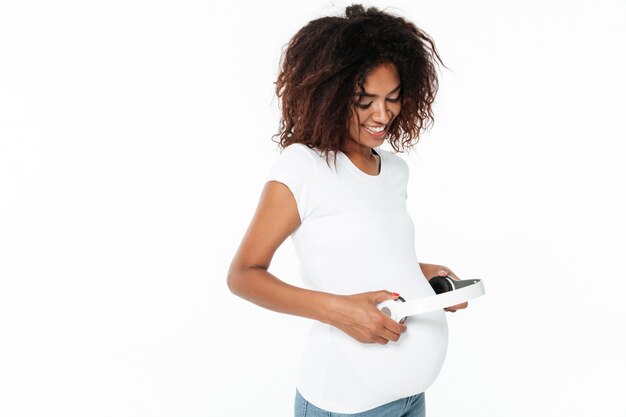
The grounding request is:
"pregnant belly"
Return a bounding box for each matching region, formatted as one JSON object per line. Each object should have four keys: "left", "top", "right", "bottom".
{"left": 299, "top": 310, "right": 448, "bottom": 411}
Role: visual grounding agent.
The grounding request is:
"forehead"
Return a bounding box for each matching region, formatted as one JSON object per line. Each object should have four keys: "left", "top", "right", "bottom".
{"left": 356, "top": 63, "right": 400, "bottom": 94}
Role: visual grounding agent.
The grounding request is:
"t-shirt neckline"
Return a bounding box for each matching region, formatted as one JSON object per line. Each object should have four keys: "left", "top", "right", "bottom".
{"left": 337, "top": 148, "right": 384, "bottom": 180}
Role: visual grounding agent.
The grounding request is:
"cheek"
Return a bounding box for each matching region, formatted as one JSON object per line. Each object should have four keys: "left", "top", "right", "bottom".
{"left": 350, "top": 108, "right": 368, "bottom": 125}
{"left": 348, "top": 108, "right": 362, "bottom": 130}
{"left": 349, "top": 117, "right": 360, "bottom": 138}
{"left": 348, "top": 109, "right": 365, "bottom": 139}
{"left": 389, "top": 104, "right": 402, "bottom": 124}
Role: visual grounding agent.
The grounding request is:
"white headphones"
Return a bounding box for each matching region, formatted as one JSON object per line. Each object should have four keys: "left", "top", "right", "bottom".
{"left": 377, "top": 276, "right": 485, "bottom": 323}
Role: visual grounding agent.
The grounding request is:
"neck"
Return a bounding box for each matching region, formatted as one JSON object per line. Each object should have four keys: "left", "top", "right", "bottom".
{"left": 342, "top": 142, "right": 377, "bottom": 161}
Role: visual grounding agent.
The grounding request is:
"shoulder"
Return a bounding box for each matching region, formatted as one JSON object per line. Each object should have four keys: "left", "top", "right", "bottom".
{"left": 276, "top": 143, "right": 329, "bottom": 170}
{"left": 267, "top": 143, "right": 322, "bottom": 181}
{"left": 281, "top": 143, "right": 316, "bottom": 157}
{"left": 266, "top": 143, "right": 321, "bottom": 221}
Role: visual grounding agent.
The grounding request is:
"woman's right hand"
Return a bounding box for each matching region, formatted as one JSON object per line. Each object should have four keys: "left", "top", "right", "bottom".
{"left": 327, "top": 290, "right": 407, "bottom": 345}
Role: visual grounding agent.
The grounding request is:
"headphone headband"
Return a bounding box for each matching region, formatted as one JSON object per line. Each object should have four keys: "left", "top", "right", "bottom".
{"left": 378, "top": 276, "right": 485, "bottom": 323}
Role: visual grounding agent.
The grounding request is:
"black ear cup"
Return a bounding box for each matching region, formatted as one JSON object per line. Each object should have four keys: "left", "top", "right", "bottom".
{"left": 429, "top": 276, "right": 454, "bottom": 294}
{"left": 429, "top": 276, "right": 481, "bottom": 294}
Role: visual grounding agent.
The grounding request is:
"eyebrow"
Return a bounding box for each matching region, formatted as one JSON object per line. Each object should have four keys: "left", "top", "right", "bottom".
{"left": 359, "top": 84, "right": 402, "bottom": 98}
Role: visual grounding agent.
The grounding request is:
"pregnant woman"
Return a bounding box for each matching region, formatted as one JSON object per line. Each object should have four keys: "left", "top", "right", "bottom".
{"left": 227, "top": 4, "right": 468, "bottom": 416}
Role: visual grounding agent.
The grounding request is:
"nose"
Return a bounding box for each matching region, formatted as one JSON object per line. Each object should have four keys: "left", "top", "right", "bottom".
{"left": 371, "top": 100, "right": 393, "bottom": 125}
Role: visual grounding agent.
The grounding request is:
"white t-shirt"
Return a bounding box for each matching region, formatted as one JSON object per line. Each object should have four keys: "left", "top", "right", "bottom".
{"left": 266, "top": 143, "right": 448, "bottom": 413}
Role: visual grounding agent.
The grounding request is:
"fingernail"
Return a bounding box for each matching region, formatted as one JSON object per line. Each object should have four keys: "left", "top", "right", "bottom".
{"left": 392, "top": 292, "right": 400, "bottom": 298}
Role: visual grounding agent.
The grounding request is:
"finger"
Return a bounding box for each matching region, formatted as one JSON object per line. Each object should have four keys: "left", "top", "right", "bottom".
{"left": 372, "top": 290, "right": 400, "bottom": 303}
{"left": 445, "top": 301, "right": 468, "bottom": 311}
{"left": 438, "top": 268, "right": 448, "bottom": 276}
{"left": 375, "top": 336, "right": 389, "bottom": 345}
{"left": 443, "top": 267, "right": 461, "bottom": 281}
{"left": 379, "top": 326, "right": 403, "bottom": 342}
{"left": 383, "top": 319, "right": 407, "bottom": 336}
{"left": 448, "top": 272, "right": 461, "bottom": 281}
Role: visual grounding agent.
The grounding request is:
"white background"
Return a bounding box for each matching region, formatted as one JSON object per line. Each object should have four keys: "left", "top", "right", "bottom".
{"left": 1, "top": 0, "right": 625, "bottom": 416}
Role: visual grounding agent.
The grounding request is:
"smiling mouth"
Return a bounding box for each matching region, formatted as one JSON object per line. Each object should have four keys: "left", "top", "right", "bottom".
{"left": 362, "top": 124, "right": 387, "bottom": 136}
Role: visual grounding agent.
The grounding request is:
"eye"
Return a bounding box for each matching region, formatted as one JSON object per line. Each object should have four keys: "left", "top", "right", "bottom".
{"left": 354, "top": 97, "right": 401, "bottom": 109}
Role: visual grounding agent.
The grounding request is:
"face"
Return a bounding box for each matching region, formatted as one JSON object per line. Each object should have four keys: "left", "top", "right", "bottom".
{"left": 347, "top": 62, "right": 402, "bottom": 151}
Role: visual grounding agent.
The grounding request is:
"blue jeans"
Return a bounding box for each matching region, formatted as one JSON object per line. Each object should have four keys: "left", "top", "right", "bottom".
{"left": 294, "top": 389, "right": 425, "bottom": 417}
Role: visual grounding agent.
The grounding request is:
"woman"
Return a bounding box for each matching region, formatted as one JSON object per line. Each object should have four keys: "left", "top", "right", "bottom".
{"left": 227, "top": 4, "right": 468, "bottom": 416}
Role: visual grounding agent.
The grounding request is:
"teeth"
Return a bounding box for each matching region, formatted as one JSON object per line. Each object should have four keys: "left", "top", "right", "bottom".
{"left": 364, "top": 125, "right": 385, "bottom": 133}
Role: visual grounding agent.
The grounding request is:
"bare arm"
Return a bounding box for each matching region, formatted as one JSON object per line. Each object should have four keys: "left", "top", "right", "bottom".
{"left": 227, "top": 180, "right": 406, "bottom": 344}
{"left": 227, "top": 181, "right": 337, "bottom": 322}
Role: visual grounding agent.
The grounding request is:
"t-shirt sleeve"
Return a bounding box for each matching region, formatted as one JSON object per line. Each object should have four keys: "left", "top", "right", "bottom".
{"left": 265, "top": 144, "right": 318, "bottom": 221}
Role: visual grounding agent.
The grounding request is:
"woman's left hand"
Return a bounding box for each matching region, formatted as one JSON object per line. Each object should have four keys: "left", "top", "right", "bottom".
{"left": 429, "top": 266, "right": 468, "bottom": 313}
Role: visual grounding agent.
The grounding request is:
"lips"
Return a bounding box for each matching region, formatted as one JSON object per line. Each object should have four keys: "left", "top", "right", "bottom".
{"left": 362, "top": 124, "right": 387, "bottom": 137}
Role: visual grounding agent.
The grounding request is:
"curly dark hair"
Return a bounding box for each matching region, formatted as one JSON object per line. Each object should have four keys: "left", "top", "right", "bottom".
{"left": 272, "top": 4, "right": 447, "bottom": 165}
